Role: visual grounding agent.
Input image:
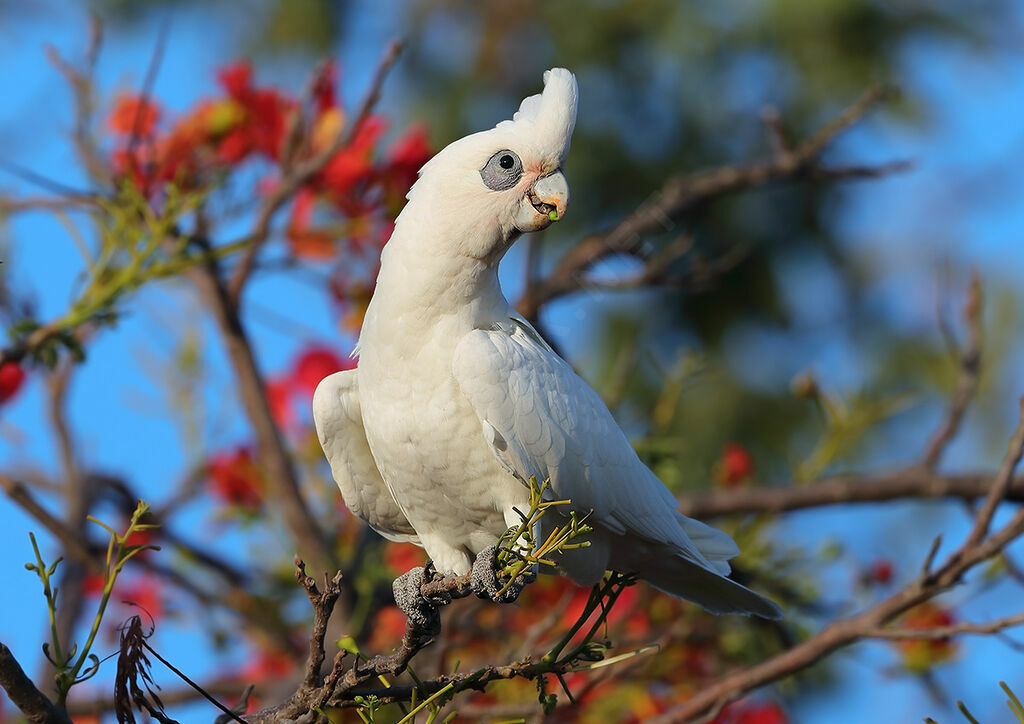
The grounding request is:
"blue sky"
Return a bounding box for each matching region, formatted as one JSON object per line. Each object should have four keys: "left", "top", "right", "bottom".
{"left": 2, "top": 3, "right": 1024, "bottom": 723}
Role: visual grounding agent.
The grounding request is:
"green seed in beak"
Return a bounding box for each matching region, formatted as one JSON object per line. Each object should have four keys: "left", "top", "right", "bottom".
{"left": 548, "top": 209, "right": 560, "bottom": 221}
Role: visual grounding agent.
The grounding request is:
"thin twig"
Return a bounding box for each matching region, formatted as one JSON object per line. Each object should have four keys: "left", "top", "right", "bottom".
{"left": 922, "top": 273, "right": 983, "bottom": 469}
{"left": 865, "top": 612, "right": 1024, "bottom": 641}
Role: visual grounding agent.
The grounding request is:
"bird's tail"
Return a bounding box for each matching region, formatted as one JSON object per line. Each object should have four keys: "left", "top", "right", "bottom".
{"left": 608, "top": 522, "right": 782, "bottom": 620}
{"left": 630, "top": 550, "right": 782, "bottom": 619}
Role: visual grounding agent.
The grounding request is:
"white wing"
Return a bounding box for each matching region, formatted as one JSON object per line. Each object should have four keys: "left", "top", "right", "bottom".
{"left": 452, "top": 318, "right": 783, "bottom": 619}
{"left": 312, "top": 370, "right": 419, "bottom": 544}
{"left": 451, "top": 318, "right": 731, "bottom": 572}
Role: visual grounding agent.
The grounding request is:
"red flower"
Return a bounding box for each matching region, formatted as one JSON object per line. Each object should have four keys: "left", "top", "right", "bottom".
{"left": 266, "top": 377, "right": 298, "bottom": 432}
{"left": 216, "top": 61, "right": 292, "bottom": 161}
{"left": 293, "top": 346, "right": 351, "bottom": 398}
{"left": 241, "top": 648, "right": 296, "bottom": 683}
{"left": 384, "top": 542, "right": 425, "bottom": 575}
{"left": 312, "top": 60, "right": 338, "bottom": 114}
{"left": 385, "top": 124, "right": 432, "bottom": 200}
{"left": 735, "top": 702, "right": 788, "bottom": 724}
{"left": 118, "top": 576, "right": 163, "bottom": 619}
{"left": 716, "top": 442, "right": 754, "bottom": 486}
{"left": 865, "top": 558, "right": 894, "bottom": 585}
{"left": 123, "top": 529, "right": 157, "bottom": 561}
{"left": 0, "top": 362, "right": 25, "bottom": 404}
{"left": 320, "top": 116, "right": 387, "bottom": 200}
{"left": 713, "top": 701, "right": 789, "bottom": 724}
{"left": 286, "top": 189, "right": 337, "bottom": 259}
{"left": 108, "top": 94, "right": 161, "bottom": 137}
{"left": 207, "top": 446, "right": 264, "bottom": 510}
{"left": 83, "top": 572, "right": 107, "bottom": 596}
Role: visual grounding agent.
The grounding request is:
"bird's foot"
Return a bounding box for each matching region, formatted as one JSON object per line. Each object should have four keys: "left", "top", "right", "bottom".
{"left": 392, "top": 563, "right": 450, "bottom": 635}
{"left": 471, "top": 544, "right": 535, "bottom": 604}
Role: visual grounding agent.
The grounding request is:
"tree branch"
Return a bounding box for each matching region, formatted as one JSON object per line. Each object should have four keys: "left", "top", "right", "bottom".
{"left": 516, "top": 83, "right": 902, "bottom": 320}
{"left": 0, "top": 643, "right": 71, "bottom": 724}
{"left": 676, "top": 468, "right": 1024, "bottom": 519}
{"left": 653, "top": 403, "right": 1024, "bottom": 723}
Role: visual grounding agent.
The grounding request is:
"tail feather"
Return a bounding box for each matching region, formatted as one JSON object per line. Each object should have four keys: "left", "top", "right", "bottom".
{"left": 636, "top": 552, "right": 782, "bottom": 619}
{"left": 675, "top": 512, "right": 740, "bottom": 576}
{"left": 607, "top": 529, "right": 782, "bottom": 619}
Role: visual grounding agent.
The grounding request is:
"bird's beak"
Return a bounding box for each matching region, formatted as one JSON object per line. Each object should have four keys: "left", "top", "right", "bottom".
{"left": 528, "top": 170, "right": 569, "bottom": 222}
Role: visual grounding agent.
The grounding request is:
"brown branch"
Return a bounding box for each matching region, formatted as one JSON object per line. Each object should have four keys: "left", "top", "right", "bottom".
{"left": 0, "top": 474, "right": 101, "bottom": 572}
{"left": 864, "top": 612, "right": 1024, "bottom": 641}
{"left": 0, "top": 643, "right": 72, "bottom": 724}
{"left": 516, "top": 83, "right": 900, "bottom": 320}
{"left": 676, "top": 468, "right": 1024, "bottom": 519}
{"left": 187, "top": 234, "right": 336, "bottom": 578}
{"left": 653, "top": 403, "right": 1024, "bottom": 723}
{"left": 66, "top": 678, "right": 248, "bottom": 718}
{"left": 45, "top": 15, "right": 112, "bottom": 189}
{"left": 294, "top": 559, "right": 343, "bottom": 690}
{"left": 921, "top": 273, "right": 984, "bottom": 469}
{"left": 226, "top": 39, "right": 405, "bottom": 303}
{"left": 965, "top": 397, "right": 1024, "bottom": 548}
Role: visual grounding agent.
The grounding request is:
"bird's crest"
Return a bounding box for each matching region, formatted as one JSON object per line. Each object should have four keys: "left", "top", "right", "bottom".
{"left": 496, "top": 68, "right": 578, "bottom": 168}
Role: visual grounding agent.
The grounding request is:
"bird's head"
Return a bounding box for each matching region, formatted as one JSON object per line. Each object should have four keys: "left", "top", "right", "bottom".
{"left": 404, "top": 68, "right": 577, "bottom": 263}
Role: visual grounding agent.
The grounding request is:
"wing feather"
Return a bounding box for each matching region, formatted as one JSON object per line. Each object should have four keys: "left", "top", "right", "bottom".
{"left": 312, "top": 370, "right": 419, "bottom": 544}
{"left": 452, "top": 318, "right": 717, "bottom": 570}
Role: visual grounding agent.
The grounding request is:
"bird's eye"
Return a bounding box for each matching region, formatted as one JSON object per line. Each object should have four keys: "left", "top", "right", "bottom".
{"left": 480, "top": 149, "right": 523, "bottom": 191}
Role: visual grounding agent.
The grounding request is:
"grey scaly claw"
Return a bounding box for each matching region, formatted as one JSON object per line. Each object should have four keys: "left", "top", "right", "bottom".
{"left": 471, "top": 544, "right": 535, "bottom": 604}
{"left": 392, "top": 566, "right": 443, "bottom": 634}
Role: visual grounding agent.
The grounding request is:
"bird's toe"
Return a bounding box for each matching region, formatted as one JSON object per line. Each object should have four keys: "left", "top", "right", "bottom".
{"left": 392, "top": 566, "right": 441, "bottom": 634}
{"left": 471, "top": 544, "right": 534, "bottom": 604}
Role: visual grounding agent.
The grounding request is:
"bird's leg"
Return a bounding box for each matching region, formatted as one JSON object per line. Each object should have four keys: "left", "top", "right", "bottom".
{"left": 471, "top": 544, "right": 536, "bottom": 604}
{"left": 392, "top": 561, "right": 451, "bottom": 636}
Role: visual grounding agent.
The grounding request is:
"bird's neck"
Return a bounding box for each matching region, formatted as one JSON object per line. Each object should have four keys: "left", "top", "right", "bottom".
{"left": 361, "top": 206, "right": 513, "bottom": 346}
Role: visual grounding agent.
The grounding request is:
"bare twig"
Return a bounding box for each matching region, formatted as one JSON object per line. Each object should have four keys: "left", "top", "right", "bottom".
{"left": 45, "top": 15, "right": 112, "bottom": 188}
{"left": 964, "top": 398, "right": 1024, "bottom": 548}
{"left": 865, "top": 612, "right": 1024, "bottom": 641}
{"left": 922, "top": 274, "right": 984, "bottom": 469}
{"left": 676, "top": 468, "right": 1024, "bottom": 519}
{"left": 0, "top": 474, "right": 101, "bottom": 571}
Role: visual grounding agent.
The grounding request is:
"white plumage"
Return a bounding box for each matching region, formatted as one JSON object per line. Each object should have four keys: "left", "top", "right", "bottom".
{"left": 313, "top": 68, "right": 780, "bottom": 619}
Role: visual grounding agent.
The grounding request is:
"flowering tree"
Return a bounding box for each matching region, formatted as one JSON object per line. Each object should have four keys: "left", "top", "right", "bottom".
{"left": 2, "top": 17, "right": 1024, "bottom": 724}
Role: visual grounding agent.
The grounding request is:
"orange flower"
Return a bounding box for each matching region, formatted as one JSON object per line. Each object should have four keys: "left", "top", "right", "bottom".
{"left": 108, "top": 94, "right": 161, "bottom": 136}
{"left": 369, "top": 607, "right": 408, "bottom": 650}
{"left": 384, "top": 542, "right": 425, "bottom": 574}
{"left": 897, "top": 602, "right": 957, "bottom": 672}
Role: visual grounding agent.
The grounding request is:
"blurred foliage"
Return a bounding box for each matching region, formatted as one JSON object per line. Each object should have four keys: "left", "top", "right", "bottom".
{"left": 9, "top": 0, "right": 1023, "bottom": 720}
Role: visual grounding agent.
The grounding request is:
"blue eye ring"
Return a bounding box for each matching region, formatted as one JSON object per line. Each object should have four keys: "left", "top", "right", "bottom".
{"left": 481, "top": 149, "right": 523, "bottom": 191}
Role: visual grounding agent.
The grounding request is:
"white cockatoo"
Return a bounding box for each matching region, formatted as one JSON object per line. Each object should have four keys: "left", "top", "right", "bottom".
{"left": 313, "top": 68, "right": 781, "bottom": 623}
